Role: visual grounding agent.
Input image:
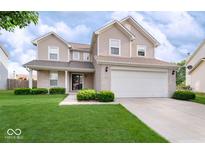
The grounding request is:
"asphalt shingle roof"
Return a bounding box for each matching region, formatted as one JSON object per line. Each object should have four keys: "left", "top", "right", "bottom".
{"left": 23, "top": 60, "right": 94, "bottom": 70}
{"left": 95, "top": 56, "right": 177, "bottom": 67}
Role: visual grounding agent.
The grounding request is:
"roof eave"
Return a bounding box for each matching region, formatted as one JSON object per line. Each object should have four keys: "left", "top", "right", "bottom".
{"left": 188, "top": 59, "right": 205, "bottom": 74}
{"left": 23, "top": 64, "right": 95, "bottom": 72}
{"left": 186, "top": 40, "right": 205, "bottom": 64}
{"left": 120, "top": 16, "right": 160, "bottom": 47}
{"left": 0, "top": 45, "right": 9, "bottom": 57}
{"left": 96, "top": 59, "right": 177, "bottom": 69}
{"left": 32, "top": 32, "right": 71, "bottom": 48}
{"left": 95, "top": 20, "right": 135, "bottom": 40}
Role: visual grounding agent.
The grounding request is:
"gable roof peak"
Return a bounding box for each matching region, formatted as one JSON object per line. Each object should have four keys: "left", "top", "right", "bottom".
{"left": 120, "top": 16, "right": 160, "bottom": 47}
{"left": 186, "top": 39, "right": 205, "bottom": 64}
{"left": 94, "top": 19, "right": 135, "bottom": 40}
{"left": 32, "top": 31, "right": 71, "bottom": 47}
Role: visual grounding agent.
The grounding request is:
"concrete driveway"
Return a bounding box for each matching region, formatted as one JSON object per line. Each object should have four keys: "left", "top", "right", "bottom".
{"left": 118, "top": 98, "right": 205, "bottom": 143}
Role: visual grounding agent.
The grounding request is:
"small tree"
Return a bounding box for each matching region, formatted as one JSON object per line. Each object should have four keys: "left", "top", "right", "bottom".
{"left": 176, "top": 60, "right": 186, "bottom": 85}
{"left": 0, "top": 11, "right": 38, "bottom": 32}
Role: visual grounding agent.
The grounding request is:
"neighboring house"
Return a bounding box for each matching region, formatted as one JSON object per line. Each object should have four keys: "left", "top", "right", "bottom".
{"left": 23, "top": 16, "right": 177, "bottom": 98}
{"left": 0, "top": 45, "right": 9, "bottom": 89}
{"left": 186, "top": 40, "right": 205, "bottom": 92}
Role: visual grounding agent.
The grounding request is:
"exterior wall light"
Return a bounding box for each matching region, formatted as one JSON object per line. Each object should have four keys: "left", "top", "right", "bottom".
{"left": 187, "top": 65, "right": 193, "bottom": 70}
{"left": 105, "top": 66, "right": 108, "bottom": 72}
{"left": 172, "top": 70, "right": 175, "bottom": 75}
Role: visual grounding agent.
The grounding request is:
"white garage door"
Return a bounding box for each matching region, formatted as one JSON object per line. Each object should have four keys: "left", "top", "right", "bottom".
{"left": 111, "top": 70, "right": 168, "bottom": 98}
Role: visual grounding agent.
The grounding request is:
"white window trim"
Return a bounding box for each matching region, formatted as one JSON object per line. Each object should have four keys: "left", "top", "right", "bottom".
{"left": 72, "top": 51, "right": 80, "bottom": 61}
{"left": 109, "top": 39, "right": 121, "bottom": 56}
{"left": 49, "top": 71, "right": 58, "bottom": 87}
{"left": 48, "top": 46, "right": 59, "bottom": 60}
{"left": 83, "top": 52, "right": 90, "bottom": 61}
{"left": 68, "top": 49, "right": 70, "bottom": 61}
{"left": 137, "top": 45, "right": 146, "bottom": 57}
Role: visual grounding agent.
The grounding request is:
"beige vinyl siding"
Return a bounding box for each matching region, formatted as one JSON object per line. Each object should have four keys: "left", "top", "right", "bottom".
{"left": 186, "top": 43, "right": 205, "bottom": 86}
{"left": 190, "top": 61, "right": 205, "bottom": 92}
{"left": 98, "top": 24, "right": 130, "bottom": 57}
{"left": 84, "top": 73, "right": 94, "bottom": 89}
{"left": 37, "top": 35, "right": 69, "bottom": 61}
{"left": 37, "top": 70, "right": 65, "bottom": 88}
{"left": 187, "top": 44, "right": 205, "bottom": 67}
{"left": 121, "top": 21, "right": 155, "bottom": 58}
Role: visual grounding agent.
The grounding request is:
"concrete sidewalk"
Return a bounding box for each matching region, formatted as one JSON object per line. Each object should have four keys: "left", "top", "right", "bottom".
{"left": 59, "top": 93, "right": 119, "bottom": 105}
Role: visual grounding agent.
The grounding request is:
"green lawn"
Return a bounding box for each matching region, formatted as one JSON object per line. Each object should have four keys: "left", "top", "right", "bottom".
{"left": 0, "top": 90, "right": 167, "bottom": 143}
{"left": 191, "top": 93, "right": 205, "bottom": 105}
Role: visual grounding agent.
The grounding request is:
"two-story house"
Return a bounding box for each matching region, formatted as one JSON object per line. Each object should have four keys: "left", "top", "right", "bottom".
{"left": 0, "top": 45, "right": 9, "bottom": 89}
{"left": 24, "top": 16, "right": 177, "bottom": 97}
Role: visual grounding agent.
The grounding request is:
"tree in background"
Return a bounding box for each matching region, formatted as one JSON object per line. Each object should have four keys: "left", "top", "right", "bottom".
{"left": 0, "top": 11, "right": 38, "bottom": 32}
{"left": 176, "top": 60, "right": 186, "bottom": 85}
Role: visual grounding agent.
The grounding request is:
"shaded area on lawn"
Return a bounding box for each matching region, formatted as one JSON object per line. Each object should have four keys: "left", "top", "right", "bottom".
{"left": 0, "top": 90, "right": 167, "bottom": 143}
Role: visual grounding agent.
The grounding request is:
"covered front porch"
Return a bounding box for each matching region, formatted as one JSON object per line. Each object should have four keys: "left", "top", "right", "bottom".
{"left": 23, "top": 60, "right": 95, "bottom": 93}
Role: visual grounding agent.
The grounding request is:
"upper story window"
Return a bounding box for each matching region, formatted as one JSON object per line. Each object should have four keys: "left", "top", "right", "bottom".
{"left": 48, "top": 46, "right": 59, "bottom": 60}
{"left": 109, "top": 39, "right": 121, "bottom": 56}
{"left": 50, "top": 71, "right": 58, "bottom": 87}
{"left": 72, "top": 51, "right": 80, "bottom": 60}
{"left": 137, "top": 45, "right": 146, "bottom": 57}
{"left": 83, "top": 53, "right": 90, "bottom": 61}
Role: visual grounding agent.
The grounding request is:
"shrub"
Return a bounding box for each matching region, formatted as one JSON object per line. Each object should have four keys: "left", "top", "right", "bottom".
{"left": 172, "top": 90, "right": 196, "bottom": 100}
{"left": 49, "top": 87, "right": 65, "bottom": 94}
{"left": 96, "top": 90, "right": 115, "bottom": 102}
{"left": 14, "top": 88, "right": 31, "bottom": 95}
{"left": 77, "top": 89, "right": 96, "bottom": 101}
{"left": 30, "top": 88, "right": 48, "bottom": 95}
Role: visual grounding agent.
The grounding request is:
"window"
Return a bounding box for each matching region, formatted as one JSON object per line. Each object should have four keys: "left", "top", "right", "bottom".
{"left": 48, "top": 46, "right": 59, "bottom": 60}
{"left": 83, "top": 53, "right": 90, "bottom": 61}
{"left": 109, "top": 39, "right": 120, "bottom": 56}
{"left": 137, "top": 45, "right": 146, "bottom": 57}
{"left": 50, "top": 72, "right": 58, "bottom": 87}
{"left": 72, "top": 51, "right": 80, "bottom": 60}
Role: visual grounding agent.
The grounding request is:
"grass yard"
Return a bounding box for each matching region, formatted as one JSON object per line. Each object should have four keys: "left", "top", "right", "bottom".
{"left": 191, "top": 93, "right": 205, "bottom": 105}
{"left": 0, "top": 90, "right": 167, "bottom": 143}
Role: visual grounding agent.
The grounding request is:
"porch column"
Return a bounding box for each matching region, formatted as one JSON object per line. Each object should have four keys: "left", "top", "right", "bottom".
{"left": 65, "top": 71, "right": 68, "bottom": 94}
{"left": 29, "top": 69, "right": 33, "bottom": 88}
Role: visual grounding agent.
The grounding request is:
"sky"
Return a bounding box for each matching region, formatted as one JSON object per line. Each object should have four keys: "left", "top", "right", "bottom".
{"left": 0, "top": 11, "right": 205, "bottom": 76}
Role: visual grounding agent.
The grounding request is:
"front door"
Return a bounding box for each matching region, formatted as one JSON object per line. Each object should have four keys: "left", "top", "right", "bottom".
{"left": 72, "top": 74, "right": 83, "bottom": 91}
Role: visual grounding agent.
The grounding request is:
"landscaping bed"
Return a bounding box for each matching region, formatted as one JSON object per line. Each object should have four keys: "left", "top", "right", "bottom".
{"left": 14, "top": 87, "right": 65, "bottom": 95}
{"left": 77, "top": 89, "right": 115, "bottom": 102}
{"left": 172, "top": 90, "right": 205, "bottom": 104}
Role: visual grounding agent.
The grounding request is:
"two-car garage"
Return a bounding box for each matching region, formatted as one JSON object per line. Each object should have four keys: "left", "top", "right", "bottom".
{"left": 111, "top": 68, "right": 169, "bottom": 98}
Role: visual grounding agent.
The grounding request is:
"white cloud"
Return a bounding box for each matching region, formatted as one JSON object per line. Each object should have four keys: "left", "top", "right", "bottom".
{"left": 0, "top": 19, "right": 91, "bottom": 77}
{"left": 111, "top": 11, "right": 203, "bottom": 62}
{"left": 144, "top": 12, "right": 205, "bottom": 44}
{"left": 8, "top": 61, "right": 28, "bottom": 78}
{"left": 36, "top": 20, "right": 91, "bottom": 41}
{"left": 1, "top": 12, "right": 204, "bottom": 77}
